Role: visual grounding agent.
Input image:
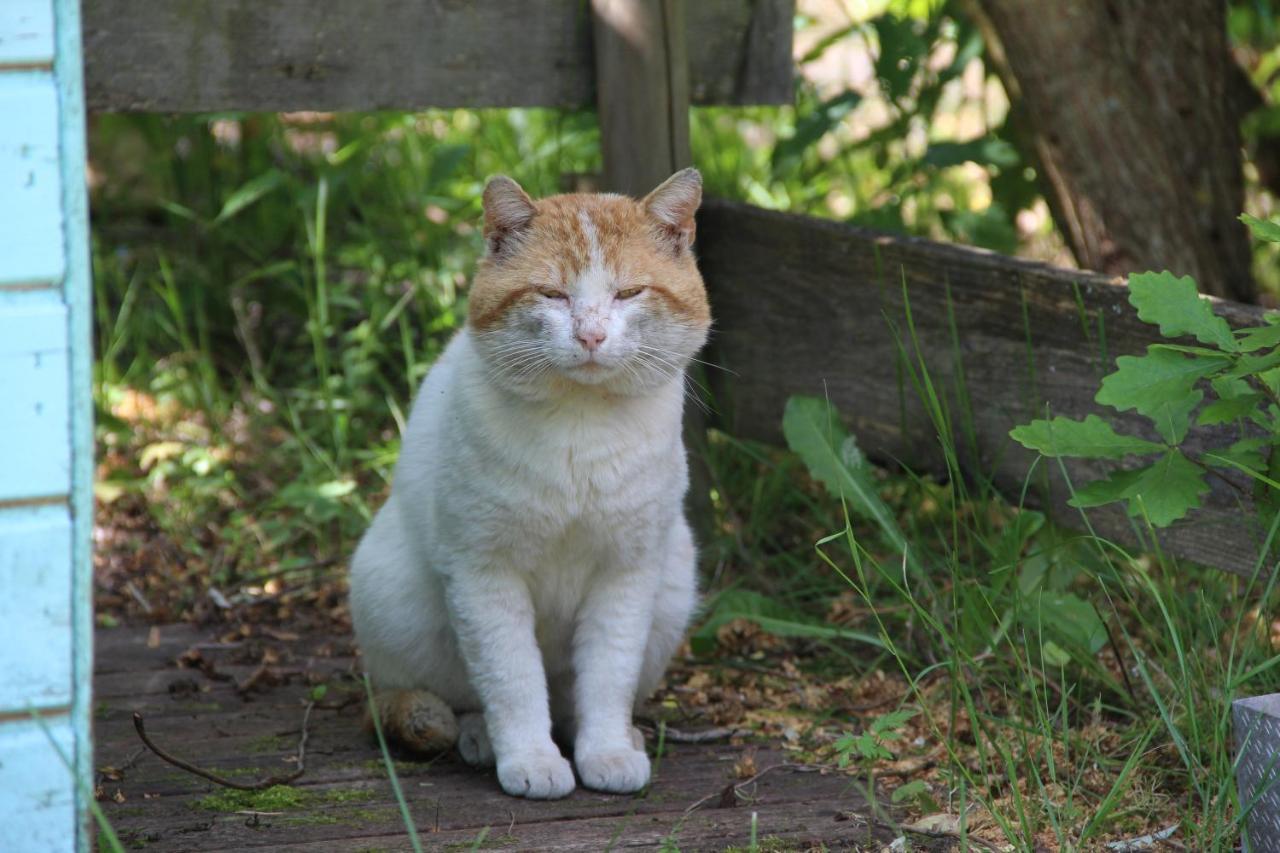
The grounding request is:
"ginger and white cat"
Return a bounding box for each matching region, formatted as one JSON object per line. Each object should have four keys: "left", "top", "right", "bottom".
{"left": 349, "top": 169, "right": 710, "bottom": 799}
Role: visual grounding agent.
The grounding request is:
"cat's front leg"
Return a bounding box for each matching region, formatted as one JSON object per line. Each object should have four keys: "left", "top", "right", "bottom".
{"left": 571, "top": 562, "right": 659, "bottom": 793}
{"left": 447, "top": 570, "right": 575, "bottom": 799}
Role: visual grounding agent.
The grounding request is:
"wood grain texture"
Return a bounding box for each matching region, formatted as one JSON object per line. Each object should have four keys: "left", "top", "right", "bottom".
{"left": 592, "top": 0, "right": 690, "bottom": 196}
{"left": 0, "top": 505, "right": 73, "bottom": 713}
{"left": 0, "top": 0, "right": 53, "bottom": 66}
{"left": 83, "top": 0, "right": 793, "bottom": 113}
{"left": 0, "top": 72, "right": 64, "bottom": 287}
{"left": 0, "top": 293, "right": 71, "bottom": 501}
{"left": 696, "top": 199, "right": 1271, "bottom": 576}
{"left": 0, "top": 716, "right": 76, "bottom": 853}
{"left": 92, "top": 625, "right": 930, "bottom": 853}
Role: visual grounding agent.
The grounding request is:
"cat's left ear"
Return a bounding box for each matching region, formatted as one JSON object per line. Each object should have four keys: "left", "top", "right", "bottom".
{"left": 483, "top": 175, "right": 537, "bottom": 258}
{"left": 643, "top": 168, "right": 701, "bottom": 254}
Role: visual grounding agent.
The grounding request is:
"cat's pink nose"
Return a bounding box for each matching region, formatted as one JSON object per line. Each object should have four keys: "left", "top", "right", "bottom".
{"left": 576, "top": 329, "right": 607, "bottom": 351}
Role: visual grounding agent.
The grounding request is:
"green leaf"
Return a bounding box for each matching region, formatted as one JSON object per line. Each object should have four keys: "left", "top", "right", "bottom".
{"left": 1213, "top": 375, "right": 1256, "bottom": 399}
{"left": 1009, "top": 415, "right": 1164, "bottom": 459}
{"left": 783, "top": 396, "right": 909, "bottom": 554}
{"left": 872, "top": 14, "right": 926, "bottom": 102}
{"left": 923, "top": 137, "right": 1020, "bottom": 170}
{"left": 1041, "top": 640, "right": 1071, "bottom": 668}
{"left": 1096, "top": 349, "right": 1226, "bottom": 443}
{"left": 891, "top": 779, "right": 938, "bottom": 813}
{"left": 1127, "top": 271, "right": 1237, "bottom": 351}
{"left": 1207, "top": 437, "right": 1269, "bottom": 472}
{"left": 1033, "top": 591, "right": 1108, "bottom": 655}
{"left": 1225, "top": 348, "right": 1280, "bottom": 379}
{"left": 870, "top": 708, "right": 918, "bottom": 735}
{"left": 1068, "top": 466, "right": 1147, "bottom": 509}
{"left": 214, "top": 169, "right": 286, "bottom": 226}
{"left": 772, "top": 91, "right": 862, "bottom": 173}
{"left": 1241, "top": 213, "right": 1280, "bottom": 244}
{"left": 1127, "top": 450, "right": 1209, "bottom": 527}
{"left": 1197, "top": 394, "right": 1263, "bottom": 426}
{"left": 1237, "top": 322, "right": 1280, "bottom": 353}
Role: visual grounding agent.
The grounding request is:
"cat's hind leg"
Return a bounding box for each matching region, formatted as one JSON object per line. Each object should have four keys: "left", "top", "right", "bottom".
{"left": 457, "top": 712, "right": 496, "bottom": 767}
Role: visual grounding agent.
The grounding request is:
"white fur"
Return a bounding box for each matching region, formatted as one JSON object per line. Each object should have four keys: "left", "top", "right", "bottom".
{"left": 350, "top": 220, "right": 703, "bottom": 799}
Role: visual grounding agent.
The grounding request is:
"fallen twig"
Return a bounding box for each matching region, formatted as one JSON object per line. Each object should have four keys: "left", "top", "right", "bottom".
{"left": 132, "top": 701, "right": 314, "bottom": 791}
{"left": 640, "top": 724, "right": 743, "bottom": 744}
{"left": 684, "top": 762, "right": 788, "bottom": 814}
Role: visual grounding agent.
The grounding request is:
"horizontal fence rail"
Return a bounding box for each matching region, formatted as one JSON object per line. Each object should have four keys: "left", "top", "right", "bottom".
{"left": 84, "top": 0, "right": 793, "bottom": 112}
{"left": 697, "top": 199, "right": 1270, "bottom": 576}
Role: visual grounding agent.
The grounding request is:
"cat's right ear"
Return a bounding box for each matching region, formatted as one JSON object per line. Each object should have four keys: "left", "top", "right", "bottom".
{"left": 483, "top": 176, "right": 536, "bottom": 258}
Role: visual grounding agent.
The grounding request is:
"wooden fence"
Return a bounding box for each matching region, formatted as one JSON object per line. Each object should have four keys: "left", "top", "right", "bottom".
{"left": 698, "top": 200, "right": 1270, "bottom": 577}
{"left": 83, "top": 0, "right": 793, "bottom": 112}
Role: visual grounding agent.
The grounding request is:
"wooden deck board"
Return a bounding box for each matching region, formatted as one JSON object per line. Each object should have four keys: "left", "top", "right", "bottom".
{"left": 94, "top": 625, "right": 949, "bottom": 851}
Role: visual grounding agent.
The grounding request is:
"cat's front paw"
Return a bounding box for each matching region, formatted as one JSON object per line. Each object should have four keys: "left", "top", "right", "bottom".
{"left": 496, "top": 749, "right": 575, "bottom": 799}
{"left": 575, "top": 746, "right": 651, "bottom": 794}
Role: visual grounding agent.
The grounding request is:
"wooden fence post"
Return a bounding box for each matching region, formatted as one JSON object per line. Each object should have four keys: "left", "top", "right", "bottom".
{"left": 590, "top": 0, "right": 715, "bottom": 543}
{"left": 591, "top": 0, "right": 691, "bottom": 195}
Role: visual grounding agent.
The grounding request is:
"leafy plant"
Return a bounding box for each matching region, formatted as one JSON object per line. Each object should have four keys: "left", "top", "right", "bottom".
{"left": 834, "top": 708, "right": 918, "bottom": 767}
{"left": 1011, "top": 220, "right": 1280, "bottom": 527}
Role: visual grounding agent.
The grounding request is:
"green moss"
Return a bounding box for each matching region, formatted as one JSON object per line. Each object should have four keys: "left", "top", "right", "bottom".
{"left": 324, "top": 788, "right": 376, "bottom": 804}
{"left": 192, "top": 784, "right": 378, "bottom": 815}
{"left": 360, "top": 758, "right": 421, "bottom": 774}
{"left": 281, "top": 813, "right": 340, "bottom": 826}
{"left": 193, "top": 785, "right": 307, "bottom": 813}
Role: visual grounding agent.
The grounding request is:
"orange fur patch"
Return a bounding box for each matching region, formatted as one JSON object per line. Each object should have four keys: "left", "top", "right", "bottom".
{"left": 468, "top": 192, "right": 710, "bottom": 331}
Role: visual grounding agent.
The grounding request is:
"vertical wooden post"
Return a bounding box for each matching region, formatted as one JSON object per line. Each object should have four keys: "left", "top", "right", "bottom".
{"left": 591, "top": 0, "right": 691, "bottom": 195}
{"left": 591, "top": 0, "right": 714, "bottom": 543}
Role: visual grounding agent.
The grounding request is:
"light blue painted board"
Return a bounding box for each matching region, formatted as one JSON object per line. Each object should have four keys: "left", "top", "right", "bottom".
{"left": 0, "top": 0, "right": 53, "bottom": 65}
{"left": 0, "top": 299, "right": 70, "bottom": 501}
{"left": 0, "top": 504, "right": 72, "bottom": 712}
{"left": 52, "top": 0, "right": 95, "bottom": 846}
{"left": 0, "top": 71, "right": 64, "bottom": 287}
{"left": 0, "top": 715, "right": 76, "bottom": 853}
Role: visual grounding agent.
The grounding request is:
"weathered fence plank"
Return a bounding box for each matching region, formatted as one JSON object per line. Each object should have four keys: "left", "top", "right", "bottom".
{"left": 697, "top": 199, "right": 1271, "bottom": 576}
{"left": 84, "top": 0, "right": 794, "bottom": 113}
{"left": 0, "top": 296, "right": 71, "bottom": 501}
{"left": 0, "top": 73, "right": 64, "bottom": 286}
{"left": 592, "top": 0, "right": 690, "bottom": 197}
{"left": 0, "top": 0, "right": 54, "bottom": 66}
{"left": 0, "top": 718, "right": 78, "bottom": 852}
{"left": 0, "top": 505, "right": 73, "bottom": 712}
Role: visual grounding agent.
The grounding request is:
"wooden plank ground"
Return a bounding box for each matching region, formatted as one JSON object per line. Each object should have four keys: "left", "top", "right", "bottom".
{"left": 83, "top": 0, "right": 794, "bottom": 113}
{"left": 697, "top": 199, "right": 1272, "bottom": 576}
{"left": 94, "top": 625, "right": 947, "bottom": 852}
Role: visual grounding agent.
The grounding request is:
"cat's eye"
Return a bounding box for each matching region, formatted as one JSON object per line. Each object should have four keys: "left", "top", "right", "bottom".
{"left": 615, "top": 286, "right": 646, "bottom": 300}
{"left": 538, "top": 288, "right": 569, "bottom": 301}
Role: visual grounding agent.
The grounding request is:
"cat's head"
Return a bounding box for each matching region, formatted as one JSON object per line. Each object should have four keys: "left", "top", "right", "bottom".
{"left": 467, "top": 169, "right": 710, "bottom": 397}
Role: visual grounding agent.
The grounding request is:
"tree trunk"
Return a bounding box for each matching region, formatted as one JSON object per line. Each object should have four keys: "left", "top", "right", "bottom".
{"left": 969, "top": 0, "right": 1255, "bottom": 302}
